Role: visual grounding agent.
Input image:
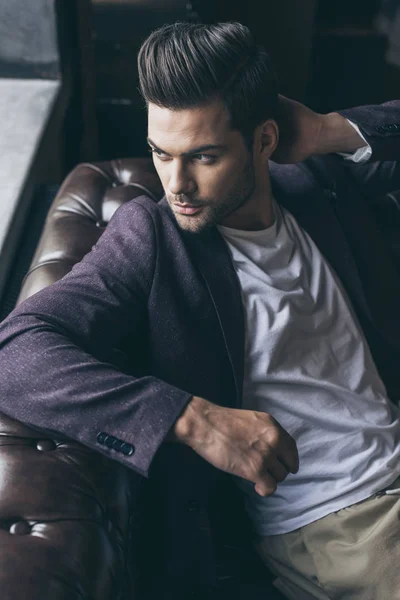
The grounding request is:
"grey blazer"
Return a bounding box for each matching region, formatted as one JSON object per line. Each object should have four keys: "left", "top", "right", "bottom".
{"left": 0, "top": 101, "right": 400, "bottom": 595}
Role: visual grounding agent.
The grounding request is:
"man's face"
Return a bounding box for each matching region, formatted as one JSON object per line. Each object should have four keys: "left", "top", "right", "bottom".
{"left": 147, "top": 99, "right": 257, "bottom": 234}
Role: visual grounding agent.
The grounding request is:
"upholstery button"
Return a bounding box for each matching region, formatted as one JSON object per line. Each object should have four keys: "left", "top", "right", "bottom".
{"left": 36, "top": 440, "right": 56, "bottom": 452}
{"left": 121, "top": 443, "right": 134, "bottom": 456}
{"left": 10, "top": 521, "right": 31, "bottom": 535}
{"left": 96, "top": 220, "right": 107, "bottom": 228}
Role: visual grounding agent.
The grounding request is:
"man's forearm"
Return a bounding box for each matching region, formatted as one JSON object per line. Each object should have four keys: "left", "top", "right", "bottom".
{"left": 316, "top": 112, "right": 367, "bottom": 156}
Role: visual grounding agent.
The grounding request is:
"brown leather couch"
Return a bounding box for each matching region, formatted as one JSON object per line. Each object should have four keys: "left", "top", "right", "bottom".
{"left": 1, "top": 158, "right": 282, "bottom": 599}
{"left": 0, "top": 159, "right": 161, "bottom": 600}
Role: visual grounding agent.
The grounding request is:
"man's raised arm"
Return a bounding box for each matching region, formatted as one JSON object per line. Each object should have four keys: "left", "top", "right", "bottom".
{"left": 272, "top": 97, "right": 400, "bottom": 200}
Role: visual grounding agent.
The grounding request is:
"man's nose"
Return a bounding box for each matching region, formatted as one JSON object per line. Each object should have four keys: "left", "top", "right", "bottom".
{"left": 168, "top": 162, "right": 194, "bottom": 196}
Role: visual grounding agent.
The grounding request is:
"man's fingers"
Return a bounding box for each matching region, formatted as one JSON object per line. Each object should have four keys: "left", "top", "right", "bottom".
{"left": 262, "top": 413, "right": 299, "bottom": 475}
{"left": 264, "top": 458, "right": 289, "bottom": 484}
{"left": 254, "top": 473, "right": 277, "bottom": 497}
{"left": 276, "top": 433, "right": 299, "bottom": 474}
{"left": 279, "top": 447, "right": 299, "bottom": 475}
{"left": 254, "top": 454, "right": 295, "bottom": 497}
{"left": 255, "top": 451, "right": 296, "bottom": 496}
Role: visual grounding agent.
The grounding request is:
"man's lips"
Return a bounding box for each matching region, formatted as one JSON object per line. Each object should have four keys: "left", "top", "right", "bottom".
{"left": 173, "top": 203, "right": 203, "bottom": 215}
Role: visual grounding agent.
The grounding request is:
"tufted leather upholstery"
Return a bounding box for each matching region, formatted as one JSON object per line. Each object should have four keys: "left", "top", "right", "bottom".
{"left": 0, "top": 158, "right": 163, "bottom": 599}
{"left": 17, "top": 158, "right": 163, "bottom": 303}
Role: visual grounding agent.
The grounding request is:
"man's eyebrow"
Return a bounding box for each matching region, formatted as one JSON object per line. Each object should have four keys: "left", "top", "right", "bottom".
{"left": 147, "top": 138, "right": 227, "bottom": 156}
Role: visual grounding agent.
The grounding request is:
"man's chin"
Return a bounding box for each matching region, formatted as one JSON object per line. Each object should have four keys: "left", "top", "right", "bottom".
{"left": 174, "top": 211, "right": 214, "bottom": 234}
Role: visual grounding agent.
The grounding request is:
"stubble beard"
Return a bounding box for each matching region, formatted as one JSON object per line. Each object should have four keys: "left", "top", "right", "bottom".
{"left": 169, "top": 156, "right": 256, "bottom": 235}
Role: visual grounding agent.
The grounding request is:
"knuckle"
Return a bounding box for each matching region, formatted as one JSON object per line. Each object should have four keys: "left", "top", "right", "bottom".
{"left": 266, "top": 428, "right": 280, "bottom": 447}
{"left": 264, "top": 412, "right": 277, "bottom": 426}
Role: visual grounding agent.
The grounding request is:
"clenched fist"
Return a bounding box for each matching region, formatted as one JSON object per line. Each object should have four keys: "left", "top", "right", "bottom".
{"left": 170, "top": 396, "right": 299, "bottom": 497}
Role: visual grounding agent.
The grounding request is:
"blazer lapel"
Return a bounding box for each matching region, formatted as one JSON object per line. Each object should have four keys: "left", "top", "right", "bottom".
{"left": 182, "top": 228, "right": 245, "bottom": 407}
{"left": 159, "top": 197, "right": 245, "bottom": 408}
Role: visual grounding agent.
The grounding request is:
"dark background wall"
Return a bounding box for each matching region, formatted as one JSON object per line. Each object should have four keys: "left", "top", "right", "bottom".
{"left": 3, "top": 0, "right": 396, "bottom": 166}
{"left": 90, "top": 0, "right": 318, "bottom": 158}
{"left": 88, "top": 0, "right": 400, "bottom": 161}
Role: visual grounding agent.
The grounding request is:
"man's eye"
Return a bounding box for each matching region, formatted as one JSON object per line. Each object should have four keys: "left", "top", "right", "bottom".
{"left": 148, "top": 148, "right": 216, "bottom": 163}
{"left": 148, "top": 148, "right": 170, "bottom": 160}
{"left": 193, "top": 154, "right": 216, "bottom": 163}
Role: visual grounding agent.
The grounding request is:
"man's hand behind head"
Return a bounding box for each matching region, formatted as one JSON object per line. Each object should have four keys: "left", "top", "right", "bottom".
{"left": 271, "top": 95, "right": 324, "bottom": 164}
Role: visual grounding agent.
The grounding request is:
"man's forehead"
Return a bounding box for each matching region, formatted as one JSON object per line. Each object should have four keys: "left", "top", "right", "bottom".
{"left": 147, "top": 101, "right": 231, "bottom": 150}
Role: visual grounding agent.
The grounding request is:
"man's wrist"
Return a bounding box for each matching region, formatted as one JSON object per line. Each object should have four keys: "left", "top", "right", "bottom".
{"left": 167, "top": 395, "right": 210, "bottom": 446}
{"left": 316, "top": 112, "right": 368, "bottom": 156}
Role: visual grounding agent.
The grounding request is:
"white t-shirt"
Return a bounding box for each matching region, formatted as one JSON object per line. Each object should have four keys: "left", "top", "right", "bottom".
{"left": 218, "top": 200, "right": 400, "bottom": 536}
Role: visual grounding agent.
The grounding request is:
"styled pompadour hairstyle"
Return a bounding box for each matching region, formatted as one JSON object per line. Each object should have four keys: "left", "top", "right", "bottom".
{"left": 138, "top": 21, "right": 278, "bottom": 146}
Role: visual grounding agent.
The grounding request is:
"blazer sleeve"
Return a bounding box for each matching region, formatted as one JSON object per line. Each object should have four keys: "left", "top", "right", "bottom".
{"left": 336, "top": 100, "right": 400, "bottom": 202}
{"left": 0, "top": 199, "right": 192, "bottom": 478}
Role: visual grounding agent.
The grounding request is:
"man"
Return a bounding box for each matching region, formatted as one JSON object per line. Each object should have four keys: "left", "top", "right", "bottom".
{"left": 0, "top": 20, "right": 400, "bottom": 599}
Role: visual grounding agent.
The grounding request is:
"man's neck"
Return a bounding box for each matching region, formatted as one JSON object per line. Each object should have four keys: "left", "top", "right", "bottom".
{"left": 221, "top": 183, "right": 274, "bottom": 231}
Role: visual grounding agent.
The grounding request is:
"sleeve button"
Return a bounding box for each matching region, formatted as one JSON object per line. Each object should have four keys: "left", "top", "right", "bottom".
{"left": 112, "top": 439, "right": 124, "bottom": 452}
{"left": 97, "top": 432, "right": 107, "bottom": 444}
{"left": 121, "top": 443, "right": 134, "bottom": 456}
{"left": 104, "top": 436, "right": 113, "bottom": 448}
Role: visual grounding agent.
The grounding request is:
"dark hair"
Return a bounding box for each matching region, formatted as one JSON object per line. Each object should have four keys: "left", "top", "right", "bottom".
{"left": 138, "top": 22, "right": 278, "bottom": 147}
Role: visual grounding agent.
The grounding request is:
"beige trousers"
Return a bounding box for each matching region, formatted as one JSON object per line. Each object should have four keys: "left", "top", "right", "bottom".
{"left": 256, "top": 476, "right": 400, "bottom": 600}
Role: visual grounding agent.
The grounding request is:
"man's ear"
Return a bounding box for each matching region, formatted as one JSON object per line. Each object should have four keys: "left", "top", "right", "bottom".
{"left": 259, "top": 119, "right": 279, "bottom": 158}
